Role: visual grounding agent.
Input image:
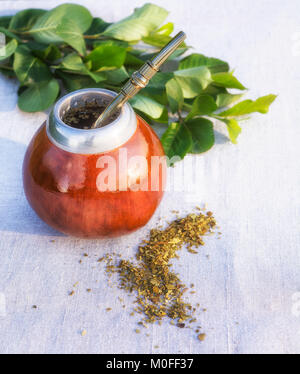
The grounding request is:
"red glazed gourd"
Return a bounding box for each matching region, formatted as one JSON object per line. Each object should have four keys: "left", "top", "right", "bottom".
{"left": 23, "top": 89, "right": 166, "bottom": 238}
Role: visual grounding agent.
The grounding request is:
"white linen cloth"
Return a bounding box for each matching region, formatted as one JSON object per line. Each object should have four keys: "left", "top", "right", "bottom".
{"left": 0, "top": 0, "right": 299, "bottom": 354}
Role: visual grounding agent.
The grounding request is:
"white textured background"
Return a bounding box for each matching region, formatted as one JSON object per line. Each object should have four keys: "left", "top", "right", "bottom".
{"left": 0, "top": 0, "right": 299, "bottom": 354}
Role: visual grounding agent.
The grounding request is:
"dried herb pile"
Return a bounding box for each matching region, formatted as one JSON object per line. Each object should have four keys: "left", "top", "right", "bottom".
{"left": 0, "top": 3, "right": 276, "bottom": 162}
{"left": 105, "top": 209, "right": 217, "bottom": 337}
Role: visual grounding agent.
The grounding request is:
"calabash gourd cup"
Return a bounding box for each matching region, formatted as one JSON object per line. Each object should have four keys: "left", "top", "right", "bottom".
{"left": 23, "top": 88, "right": 166, "bottom": 238}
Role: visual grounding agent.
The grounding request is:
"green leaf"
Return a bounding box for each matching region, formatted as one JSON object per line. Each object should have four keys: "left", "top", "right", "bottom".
{"left": 37, "top": 44, "right": 61, "bottom": 62}
{"left": 130, "top": 94, "right": 164, "bottom": 119}
{"left": 0, "top": 16, "right": 12, "bottom": 28}
{"left": 179, "top": 53, "right": 229, "bottom": 74}
{"left": 166, "top": 78, "right": 183, "bottom": 113}
{"left": 140, "top": 48, "right": 187, "bottom": 62}
{"left": 174, "top": 66, "right": 211, "bottom": 98}
{"left": 13, "top": 45, "right": 52, "bottom": 84}
{"left": 56, "top": 53, "right": 106, "bottom": 83}
{"left": 135, "top": 106, "right": 169, "bottom": 125}
{"left": 85, "top": 17, "right": 110, "bottom": 35}
{"left": 143, "top": 32, "right": 186, "bottom": 49}
{"left": 103, "top": 3, "right": 168, "bottom": 41}
{"left": 27, "top": 41, "right": 61, "bottom": 61}
{"left": 156, "top": 22, "right": 174, "bottom": 36}
{"left": 218, "top": 94, "right": 277, "bottom": 117}
{"left": 186, "top": 94, "right": 217, "bottom": 120}
{"left": 146, "top": 72, "right": 173, "bottom": 92}
{"left": 85, "top": 44, "right": 127, "bottom": 71}
{"left": 0, "top": 65, "right": 15, "bottom": 78}
{"left": 0, "top": 26, "right": 21, "bottom": 41}
{"left": 57, "top": 53, "right": 84, "bottom": 70}
{"left": 18, "top": 78, "right": 59, "bottom": 112}
{"left": 56, "top": 71, "right": 101, "bottom": 92}
{"left": 220, "top": 118, "right": 242, "bottom": 144}
{"left": 212, "top": 72, "right": 246, "bottom": 90}
{"left": 29, "top": 4, "right": 92, "bottom": 43}
{"left": 9, "top": 9, "right": 46, "bottom": 32}
{"left": 153, "top": 107, "right": 169, "bottom": 123}
{"left": 216, "top": 93, "right": 244, "bottom": 108}
{"left": 185, "top": 118, "right": 215, "bottom": 153}
{"left": 124, "top": 52, "right": 144, "bottom": 67}
{"left": 0, "top": 39, "right": 18, "bottom": 61}
{"left": 142, "top": 19, "right": 183, "bottom": 48}
{"left": 202, "top": 84, "right": 227, "bottom": 97}
{"left": 87, "top": 70, "right": 107, "bottom": 84}
{"left": 55, "top": 19, "right": 87, "bottom": 55}
{"left": 104, "top": 67, "right": 129, "bottom": 84}
{"left": 93, "top": 39, "right": 129, "bottom": 49}
{"left": 161, "top": 122, "right": 193, "bottom": 159}
{"left": 142, "top": 34, "right": 172, "bottom": 48}
{"left": 141, "top": 90, "right": 168, "bottom": 106}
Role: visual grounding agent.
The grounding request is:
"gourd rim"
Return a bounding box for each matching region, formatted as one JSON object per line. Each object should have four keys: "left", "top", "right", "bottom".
{"left": 46, "top": 88, "right": 137, "bottom": 154}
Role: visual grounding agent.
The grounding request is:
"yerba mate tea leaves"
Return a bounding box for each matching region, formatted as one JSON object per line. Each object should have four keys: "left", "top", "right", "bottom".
{"left": 62, "top": 101, "right": 120, "bottom": 129}
{"left": 105, "top": 208, "right": 217, "bottom": 339}
{"left": 62, "top": 104, "right": 106, "bottom": 129}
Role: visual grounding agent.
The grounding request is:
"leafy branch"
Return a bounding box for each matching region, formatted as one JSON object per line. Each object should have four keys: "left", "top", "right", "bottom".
{"left": 0, "top": 3, "right": 276, "bottom": 162}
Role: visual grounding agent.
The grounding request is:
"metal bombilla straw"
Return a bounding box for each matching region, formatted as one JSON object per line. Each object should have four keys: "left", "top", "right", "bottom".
{"left": 92, "top": 31, "right": 186, "bottom": 129}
